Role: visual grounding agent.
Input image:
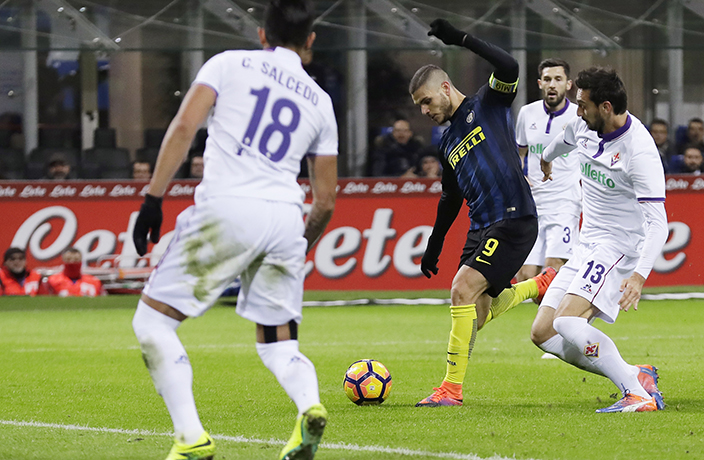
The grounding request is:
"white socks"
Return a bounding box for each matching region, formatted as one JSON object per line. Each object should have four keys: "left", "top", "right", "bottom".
{"left": 552, "top": 316, "right": 647, "bottom": 398}
{"left": 256, "top": 340, "right": 320, "bottom": 415}
{"left": 538, "top": 334, "right": 605, "bottom": 377}
{"left": 132, "top": 301, "right": 204, "bottom": 444}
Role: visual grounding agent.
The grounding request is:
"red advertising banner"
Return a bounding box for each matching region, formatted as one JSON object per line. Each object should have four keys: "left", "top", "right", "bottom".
{"left": 0, "top": 176, "right": 701, "bottom": 290}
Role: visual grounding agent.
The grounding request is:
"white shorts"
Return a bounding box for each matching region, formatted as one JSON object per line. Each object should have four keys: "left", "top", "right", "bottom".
{"left": 523, "top": 213, "right": 579, "bottom": 266}
{"left": 143, "top": 196, "right": 307, "bottom": 325}
{"left": 539, "top": 241, "right": 638, "bottom": 324}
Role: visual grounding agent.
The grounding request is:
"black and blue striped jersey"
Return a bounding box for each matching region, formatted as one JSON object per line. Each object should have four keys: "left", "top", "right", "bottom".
{"left": 439, "top": 79, "right": 536, "bottom": 230}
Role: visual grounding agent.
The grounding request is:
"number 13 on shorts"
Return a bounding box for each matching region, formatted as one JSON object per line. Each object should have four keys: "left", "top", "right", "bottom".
{"left": 476, "top": 238, "right": 499, "bottom": 265}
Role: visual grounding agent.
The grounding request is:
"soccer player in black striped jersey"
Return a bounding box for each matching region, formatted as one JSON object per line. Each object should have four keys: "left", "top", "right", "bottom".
{"left": 410, "top": 19, "right": 555, "bottom": 407}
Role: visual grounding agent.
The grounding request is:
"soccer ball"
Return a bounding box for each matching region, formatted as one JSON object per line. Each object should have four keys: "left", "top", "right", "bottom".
{"left": 343, "top": 359, "right": 392, "bottom": 405}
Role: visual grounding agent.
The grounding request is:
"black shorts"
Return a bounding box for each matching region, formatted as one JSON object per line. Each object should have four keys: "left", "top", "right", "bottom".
{"left": 459, "top": 215, "right": 538, "bottom": 297}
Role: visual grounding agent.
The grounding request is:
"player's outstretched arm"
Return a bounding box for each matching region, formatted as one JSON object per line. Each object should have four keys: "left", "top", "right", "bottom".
{"left": 133, "top": 84, "right": 215, "bottom": 256}
{"left": 305, "top": 155, "right": 337, "bottom": 253}
{"left": 428, "top": 19, "right": 518, "bottom": 87}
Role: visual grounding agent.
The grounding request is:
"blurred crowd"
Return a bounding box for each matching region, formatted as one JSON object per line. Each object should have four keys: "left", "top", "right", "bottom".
{"left": 1, "top": 116, "right": 701, "bottom": 181}
{"left": 0, "top": 127, "right": 206, "bottom": 181}
{"left": 1, "top": 247, "right": 104, "bottom": 297}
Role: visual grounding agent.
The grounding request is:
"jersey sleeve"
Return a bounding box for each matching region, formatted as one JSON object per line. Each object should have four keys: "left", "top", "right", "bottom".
{"left": 308, "top": 98, "right": 339, "bottom": 156}
{"left": 192, "top": 53, "right": 225, "bottom": 95}
{"left": 515, "top": 106, "right": 528, "bottom": 147}
{"left": 563, "top": 117, "right": 578, "bottom": 146}
{"left": 629, "top": 146, "right": 666, "bottom": 202}
{"left": 628, "top": 144, "right": 667, "bottom": 278}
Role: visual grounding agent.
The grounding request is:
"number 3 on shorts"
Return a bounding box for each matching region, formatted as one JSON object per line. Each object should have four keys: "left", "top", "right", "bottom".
{"left": 476, "top": 238, "right": 499, "bottom": 265}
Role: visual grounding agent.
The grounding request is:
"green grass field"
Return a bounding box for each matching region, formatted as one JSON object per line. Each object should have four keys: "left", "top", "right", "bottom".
{"left": 1, "top": 294, "right": 703, "bottom": 460}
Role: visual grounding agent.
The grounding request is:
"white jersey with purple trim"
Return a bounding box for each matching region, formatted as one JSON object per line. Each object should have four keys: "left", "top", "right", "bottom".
{"left": 192, "top": 47, "right": 338, "bottom": 207}
{"left": 560, "top": 112, "right": 666, "bottom": 256}
{"left": 515, "top": 99, "right": 580, "bottom": 216}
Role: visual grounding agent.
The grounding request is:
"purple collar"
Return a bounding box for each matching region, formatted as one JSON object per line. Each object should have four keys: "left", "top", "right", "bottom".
{"left": 593, "top": 114, "right": 632, "bottom": 159}
{"left": 599, "top": 114, "right": 632, "bottom": 141}
{"left": 543, "top": 98, "right": 571, "bottom": 117}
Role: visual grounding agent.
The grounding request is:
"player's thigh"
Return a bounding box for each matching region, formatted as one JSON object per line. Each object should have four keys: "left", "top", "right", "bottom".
{"left": 564, "top": 243, "right": 638, "bottom": 324}
{"left": 461, "top": 215, "right": 538, "bottom": 297}
{"left": 144, "top": 198, "right": 277, "bottom": 317}
{"left": 543, "top": 213, "right": 580, "bottom": 260}
{"left": 236, "top": 202, "right": 308, "bottom": 326}
{"left": 539, "top": 254, "right": 579, "bottom": 309}
{"left": 451, "top": 264, "right": 490, "bottom": 305}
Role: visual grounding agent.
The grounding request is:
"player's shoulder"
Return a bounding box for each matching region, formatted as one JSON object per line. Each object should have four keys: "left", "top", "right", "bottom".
{"left": 624, "top": 114, "right": 658, "bottom": 155}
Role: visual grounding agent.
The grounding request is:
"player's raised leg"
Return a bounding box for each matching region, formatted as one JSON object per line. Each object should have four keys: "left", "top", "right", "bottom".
{"left": 479, "top": 266, "right": 556, "bottom": 330}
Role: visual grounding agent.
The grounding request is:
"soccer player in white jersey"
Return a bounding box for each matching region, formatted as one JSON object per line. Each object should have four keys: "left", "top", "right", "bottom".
{"left": 534, "top": 67, "right": 668, "bottom": 413}
{"left": 515, "top": 59, "right": 580, "bottom": 285}
{"left": 130, "top": 0, "right": 338, "bottom": 458}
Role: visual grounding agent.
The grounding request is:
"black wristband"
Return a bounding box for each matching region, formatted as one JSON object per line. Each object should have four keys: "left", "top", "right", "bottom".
{"left": 144, "top": 194, "right": 163, "bottom": 206}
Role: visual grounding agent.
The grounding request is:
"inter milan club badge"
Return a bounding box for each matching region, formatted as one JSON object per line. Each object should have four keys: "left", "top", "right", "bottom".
{"left": 466, "top": 111, "right": 475, "bottom": 124}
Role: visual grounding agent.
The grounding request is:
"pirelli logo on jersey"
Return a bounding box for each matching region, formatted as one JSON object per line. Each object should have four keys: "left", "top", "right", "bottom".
{"left": 448, "top": 126, "right": 486, "bottom": 169}
{"left": 489, "top": 74, "right": 518, "bottom": 93}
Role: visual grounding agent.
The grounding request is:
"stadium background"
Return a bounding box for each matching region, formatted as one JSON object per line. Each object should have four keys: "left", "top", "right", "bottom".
{"left": 1, "top": 0, "right": 703, "bottom": 290}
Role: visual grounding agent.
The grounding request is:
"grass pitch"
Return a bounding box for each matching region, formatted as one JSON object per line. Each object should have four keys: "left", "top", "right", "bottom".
{"left": 1, "top": 294, "right": 703, "bottom": 460}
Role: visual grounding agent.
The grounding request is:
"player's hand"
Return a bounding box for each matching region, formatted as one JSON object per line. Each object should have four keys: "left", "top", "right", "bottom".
{"left": 133, "top": 194, "right": 163, "bottom": 256}
{"left": 618, "top": 272, "right": 646, "bottom": 312}
{"left": 540, "top": 157, "right": 553, "bottom": 182}
{"left": 428, "top": 19, "right": 467, "bottom": 47}
{"left": 420, "top": 250, "right": 440, "bottom": 278}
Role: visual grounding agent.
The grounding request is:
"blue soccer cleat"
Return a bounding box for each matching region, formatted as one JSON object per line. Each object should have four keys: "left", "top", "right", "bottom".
{"left": 637, "top": 364, "right": 665, "bottom": 410}
{"left": 596, "top": 394, "right": 657, "bottom": 413}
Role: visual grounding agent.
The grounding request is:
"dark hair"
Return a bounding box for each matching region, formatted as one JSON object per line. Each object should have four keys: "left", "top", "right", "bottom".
{"left": 575, "top": 67, "right": 627, "bottom": 115}
{"left": 688, "top": 117, "right": 704, "bottom": 126}
{"left": 264, "top": 0, "right": 315, "bottom": 48}
{"left": 409, "top": 64, "right": 443, "bottom": 95}
{"left": 683, "top": 144, "right": 703, "bottom": 155}
{"left": 650, "top": 118, "right": 669, "bottom": 129}
{"left": 538, "top": 58, "right": 570, "bottom": 79}
{"left": 4, "top": 247, "right": 25, "bottom": 262}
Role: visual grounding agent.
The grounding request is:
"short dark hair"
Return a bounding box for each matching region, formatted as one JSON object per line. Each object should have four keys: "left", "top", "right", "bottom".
{"left": 688, "top": 117, "right": 704, "bottom": 126}
{"left": 683, "top": 144, "right": 703, "bottom": 155}
{"left": 538, "top": 58, "right": 570, "bottom": 78}
{"left": 409, "top": 64, "right": 444, "bottom": 95}
{"left": 650, "top": 118, "right": 669, "bottom": 129}
{"left": 575, "top": 67, "right": 627, "bottom": 115}
{"left": 4, "top": 247, "right": 25, "bottom": 262}
{"left": 264, "top": 0, "right": 315, "bottom": 48}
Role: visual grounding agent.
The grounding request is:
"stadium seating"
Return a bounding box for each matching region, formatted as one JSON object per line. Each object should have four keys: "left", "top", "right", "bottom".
{"left": 135, "top": 128, "right": 166, "bottom": 165}
{"left": 82, "top": 128, "right": 131, "bottom": 179}
{"left": 26, "top": 128, "right": 80, "bottom": 179}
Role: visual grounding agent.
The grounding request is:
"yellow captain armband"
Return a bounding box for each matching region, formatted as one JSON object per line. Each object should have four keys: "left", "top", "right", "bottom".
{"left": 488, "top": 73, "right": 518, "bottom": 93}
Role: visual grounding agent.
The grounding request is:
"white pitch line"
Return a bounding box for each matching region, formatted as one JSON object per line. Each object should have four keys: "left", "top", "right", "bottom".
{"left": 0, "top": 419, "right": 537, "bottom": 460}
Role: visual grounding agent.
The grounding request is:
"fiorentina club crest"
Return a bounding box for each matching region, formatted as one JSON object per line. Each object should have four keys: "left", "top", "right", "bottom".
{"left": 611, "top": 151, "right": 621, "bottom": 166}
{"left": 584, "top": 343, "right": 600, "bottom": 357}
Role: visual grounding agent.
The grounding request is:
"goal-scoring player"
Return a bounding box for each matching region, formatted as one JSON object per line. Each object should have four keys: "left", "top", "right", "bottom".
{"left": 409, "top": 19, "right": 555, "bottom": 407}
